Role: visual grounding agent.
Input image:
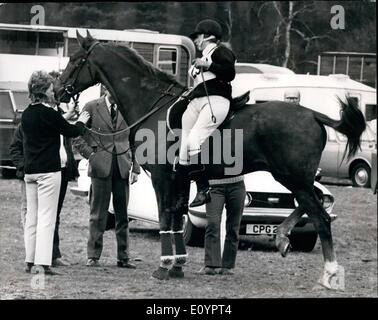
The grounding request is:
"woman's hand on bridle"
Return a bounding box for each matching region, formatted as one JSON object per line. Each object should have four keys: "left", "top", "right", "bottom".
{"left": 77, "top": 111, "right": 90, "bottom": 124}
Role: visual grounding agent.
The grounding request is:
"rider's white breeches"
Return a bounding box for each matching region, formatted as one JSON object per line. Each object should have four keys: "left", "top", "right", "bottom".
{"left": 179, "top": 96, "right": 230, "bottom": 165}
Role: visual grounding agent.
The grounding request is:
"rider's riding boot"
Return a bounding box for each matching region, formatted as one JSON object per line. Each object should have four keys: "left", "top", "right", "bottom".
{"left": 190, "top": 176, "right": 211, "bottom": 208}
{"left": 174, "top": 162, "right": 211, "bottom": 207}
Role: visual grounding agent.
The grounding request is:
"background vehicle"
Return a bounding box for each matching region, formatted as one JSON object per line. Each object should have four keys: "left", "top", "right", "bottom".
{"left": 0, "top": 22, "right": 195, "bottom": 90}
{"left": 71, "top": 159, "right": 336, "bottom": 252}
{"left": 319, "top": 125, "right": 376, "bottom": 188}
{"left": 231, "top": 72, "right": 377, "bottom": 186}
{"left": 0, "top": 88, "right": 28, "bottom": 177}
{"left": 235, "top": 63, "right": 295, "bottom": 75}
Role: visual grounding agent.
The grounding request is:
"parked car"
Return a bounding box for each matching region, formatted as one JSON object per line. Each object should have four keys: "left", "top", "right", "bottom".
{"left": 371, "top": 149, "right": 377, "bottom": 193}
{"left": 318, "top": 125, "right": 376, "bottom": 188}
{"left": 71, "top": 159, "right": 336, "bottom": 252}
{"left": 235, "top": 63, "right": 295, "bottom": 75}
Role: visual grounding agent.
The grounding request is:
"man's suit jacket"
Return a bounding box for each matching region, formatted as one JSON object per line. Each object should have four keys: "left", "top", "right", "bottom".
{"left": 73, "top": 97, "right": 140, "bottom": 179}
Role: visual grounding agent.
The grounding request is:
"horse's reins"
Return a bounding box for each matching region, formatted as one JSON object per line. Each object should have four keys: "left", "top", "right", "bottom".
{"left": 84, "top": 83, "right": 182, "bottom": 156}
{"left": 86, "top": 83, "right": 181, "bottom": 137}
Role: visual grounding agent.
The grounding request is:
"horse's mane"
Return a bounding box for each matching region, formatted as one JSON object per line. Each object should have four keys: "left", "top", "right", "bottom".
{"left": 104, "top": 43, "right": 184, "bottom": 89}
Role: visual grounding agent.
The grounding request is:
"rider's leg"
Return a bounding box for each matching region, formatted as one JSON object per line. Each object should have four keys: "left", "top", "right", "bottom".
{"left": 179, "top": 99, "right": 201, "bottom": 165}
{"left": 187, "top": 96, "right": 230, "bottom": 207}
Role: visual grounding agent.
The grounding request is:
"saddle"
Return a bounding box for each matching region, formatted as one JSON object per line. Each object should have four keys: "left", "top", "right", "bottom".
{"left": 167, "top": 91, "right": 250, "bottom": 132}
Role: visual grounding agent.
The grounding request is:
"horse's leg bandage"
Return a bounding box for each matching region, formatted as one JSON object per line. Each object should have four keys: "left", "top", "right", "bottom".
{"left": 160, "top": 231, "right": 174, "bottom": 268}
{"left": 172, "top": 230, "right": 187, "bottom": 265}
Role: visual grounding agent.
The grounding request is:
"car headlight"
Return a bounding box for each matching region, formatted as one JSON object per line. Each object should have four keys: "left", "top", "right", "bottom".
{"left": 244, "top": 193, "right": 252, "bottom": 207}
{"left": 295, "top": 195, "right": 334, "bottom": 210}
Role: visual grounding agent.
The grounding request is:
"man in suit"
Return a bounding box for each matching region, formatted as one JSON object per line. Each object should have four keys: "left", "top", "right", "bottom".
{"left": 73, "top": 88, "right": 140, "bottom": 268}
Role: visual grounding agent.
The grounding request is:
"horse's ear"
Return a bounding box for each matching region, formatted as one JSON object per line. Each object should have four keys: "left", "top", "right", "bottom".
{"left": 76, "top": 30, "right": 85, "bottom": 48}
{"left": 86, "top": 30, "right": 94, "bottom": 40}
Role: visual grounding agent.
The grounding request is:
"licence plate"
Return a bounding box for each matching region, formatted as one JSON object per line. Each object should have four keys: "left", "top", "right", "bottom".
{"left": 246, "top": 224, "right": 278, "bottom": 235}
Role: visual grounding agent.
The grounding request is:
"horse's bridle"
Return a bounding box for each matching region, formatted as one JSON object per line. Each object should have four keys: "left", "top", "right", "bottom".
{"left": 61, "top": 41, "right": 100, "bottom": 99}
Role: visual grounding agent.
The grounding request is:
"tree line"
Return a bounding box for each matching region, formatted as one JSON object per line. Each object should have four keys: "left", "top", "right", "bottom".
{"left": 0, "top": 1, "right": 376, "bottom": 74}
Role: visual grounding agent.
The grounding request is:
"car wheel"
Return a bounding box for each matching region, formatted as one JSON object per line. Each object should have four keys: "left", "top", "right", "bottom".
{"left": 351, "top": 162, "right": 371, "bottom": 188}
{"left": 289, "top": 232, "right": 318, "bottom": 252}
{"left": 183, "top": 214, "right": 204, "bottom": 247}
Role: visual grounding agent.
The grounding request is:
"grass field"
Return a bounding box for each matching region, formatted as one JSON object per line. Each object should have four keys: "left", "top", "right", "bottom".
{"left": 0, "top": 178, "right": 377, "bottom": 300}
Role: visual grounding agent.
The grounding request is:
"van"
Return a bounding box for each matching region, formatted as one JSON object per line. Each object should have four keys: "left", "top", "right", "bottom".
{"left": 231, "top": 73, "right": 377, "bottom": 187}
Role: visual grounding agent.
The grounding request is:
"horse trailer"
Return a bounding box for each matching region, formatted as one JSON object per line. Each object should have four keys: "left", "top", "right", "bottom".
{"left": 0, "top": 23, "right": 196, "bottom": 173}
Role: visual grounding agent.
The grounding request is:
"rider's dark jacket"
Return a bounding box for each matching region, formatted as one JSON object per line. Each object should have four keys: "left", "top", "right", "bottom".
{"left": 187, "top": 43, "right": 236, "bottom": 101}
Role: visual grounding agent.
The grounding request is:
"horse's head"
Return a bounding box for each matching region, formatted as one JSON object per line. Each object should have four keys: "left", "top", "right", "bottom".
{"left": 54, "top": 30, "right": 100, "bottom": 103}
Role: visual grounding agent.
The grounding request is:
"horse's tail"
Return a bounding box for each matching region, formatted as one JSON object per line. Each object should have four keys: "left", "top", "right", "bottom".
{"left": 314, "top": 96, "right": 366, "bottom": 162}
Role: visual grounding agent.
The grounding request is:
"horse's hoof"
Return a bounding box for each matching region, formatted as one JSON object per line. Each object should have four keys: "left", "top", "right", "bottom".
{"left": 276, "top": 236, "right": 291, "bottom": 257}
{"left": 318, "top": 276, "right": 337, "bottom": 290}
{"left": 168, "top": 266, "right": 184, "bottom": 278}
{"left": 318, "top": 270, "right": 343, "bottom": 291}
{"left": 152, "top": 267, "right": 169, "bottom": 280}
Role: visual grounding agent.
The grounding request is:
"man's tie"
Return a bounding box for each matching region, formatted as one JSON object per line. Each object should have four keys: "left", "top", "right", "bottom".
{"left": 110, "top": 103, "right": 116, "bottom": 125}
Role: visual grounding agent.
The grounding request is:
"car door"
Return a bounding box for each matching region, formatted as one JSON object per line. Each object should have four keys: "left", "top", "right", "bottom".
{"left": 319, "top": 127, "right": 341, "bottom": 177}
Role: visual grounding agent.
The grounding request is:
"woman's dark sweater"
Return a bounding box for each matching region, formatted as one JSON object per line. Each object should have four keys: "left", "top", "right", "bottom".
{"left": 21, "top": 103, "right": 85, "bottom": 174}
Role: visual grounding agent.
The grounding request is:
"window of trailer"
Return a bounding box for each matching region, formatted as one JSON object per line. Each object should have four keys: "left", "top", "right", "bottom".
{"left": 157, "top": 47, "right": 178, "bottom": 75}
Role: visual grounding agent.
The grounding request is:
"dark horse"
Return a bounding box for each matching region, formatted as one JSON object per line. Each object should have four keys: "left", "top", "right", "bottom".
{"left": 55, "top": 32, "right": 366, "bottom": 289}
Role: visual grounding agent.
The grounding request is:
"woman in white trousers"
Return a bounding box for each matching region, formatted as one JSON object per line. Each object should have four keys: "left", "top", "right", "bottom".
{"left": 22, "top": 70, "right": 89, "bottom": 275}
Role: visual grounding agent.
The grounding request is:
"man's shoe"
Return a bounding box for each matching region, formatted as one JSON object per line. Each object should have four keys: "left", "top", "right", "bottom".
{"left": 24, "top": 262, "right": 34, "bottom": 273}
{"left": 86, "top": 258, "right": 100, "bottom": 267}
{"left": 197, "top": 266, "right": 218, "bottom": 275}
{"left": 189, "top": 188, "right": 211, "bottom": 207}
{"left": 52, "top": 258, "right": 70, "bottom": 267}
{"left": 117, "top": 260, "right": 136, "bottom": 269}
{"left": 31, "top": 265, "right": 59, "bottom": 276}
{"left": 220, "top": 268, "right": 234, "bottom": 275}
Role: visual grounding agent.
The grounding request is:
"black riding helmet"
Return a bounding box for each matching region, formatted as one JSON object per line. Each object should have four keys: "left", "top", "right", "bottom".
{"left": 190, "top": 19, "right": 222, "bottom": 40}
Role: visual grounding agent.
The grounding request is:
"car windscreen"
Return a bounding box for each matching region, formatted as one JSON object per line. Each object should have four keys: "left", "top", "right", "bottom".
{"left": 0, "top": 91, "right": 14, "bottom": 119}
{"left": 12, "top": 91, "right": 30, "bottom": 111}
{"left": 235, "top": 65, "right": 263, "bottom": 74}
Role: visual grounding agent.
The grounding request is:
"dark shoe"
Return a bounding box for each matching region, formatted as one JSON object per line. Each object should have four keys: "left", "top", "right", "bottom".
{"left": 220, "top": 268, "right": 234, "bottom": 275}
{"left": 31, "top": 265, "right": 59, "bottom": 276}
{"left": 197, "top": 266, "right": 218, "bottom": 275}
{"left": 86, "top": 258, "right": 100, "bottom": 267}
{"left": 189, "top": 188, "right": 211, "bottom": 207}
{"left": 52, "top": 258, "right": 70, "bottom": 267}
{"left": 24, "top": 262, "right": 34, "bottom": 273}
{"left": 117, "top": 260, "right": 136, "bottom": 269}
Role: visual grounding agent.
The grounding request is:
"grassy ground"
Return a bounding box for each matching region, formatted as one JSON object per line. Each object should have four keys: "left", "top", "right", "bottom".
{"left": 0, "top": 178, "right": 377, "bottom": 299}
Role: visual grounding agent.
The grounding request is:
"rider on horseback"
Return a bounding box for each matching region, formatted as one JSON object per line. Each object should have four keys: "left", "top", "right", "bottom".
{"left": 175, "top": 19, "right": 236, "bottom": 208}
